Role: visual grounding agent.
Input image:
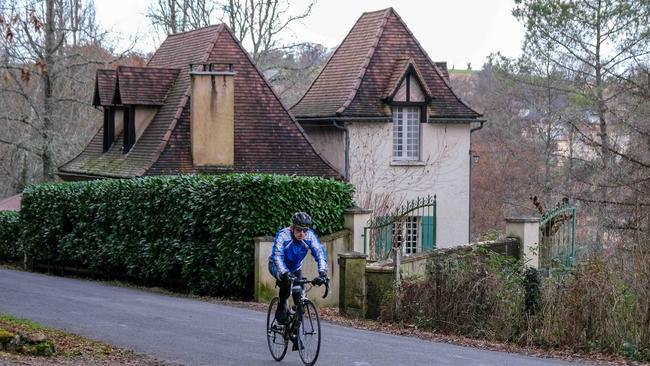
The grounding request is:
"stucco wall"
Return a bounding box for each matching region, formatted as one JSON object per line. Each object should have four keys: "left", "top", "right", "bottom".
{"left": 134, "top": 107, "right": 158, "bottom": 142}
{"left": 347, "top": 122, "right": 470, "bottom": 248}
{"left": 301, "top": 125, "right": 345, "bottom": 175}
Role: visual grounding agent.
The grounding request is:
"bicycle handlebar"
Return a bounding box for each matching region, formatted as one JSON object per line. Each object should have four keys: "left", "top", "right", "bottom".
{"left": 293, "top": 277, "right": 330, "bottom": 299}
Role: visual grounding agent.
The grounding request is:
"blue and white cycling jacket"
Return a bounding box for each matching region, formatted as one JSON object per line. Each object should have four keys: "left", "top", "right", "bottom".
{"left": 268, "top": 227, "right": 328, "bottom": 275}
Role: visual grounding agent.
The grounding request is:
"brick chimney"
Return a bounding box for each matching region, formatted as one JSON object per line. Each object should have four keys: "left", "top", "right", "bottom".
{"left": 190, "top": 63, "right": 236, "bottom": 166}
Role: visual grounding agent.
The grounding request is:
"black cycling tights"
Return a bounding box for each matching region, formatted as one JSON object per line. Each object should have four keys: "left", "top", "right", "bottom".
{"left": 278, "top": 269, "right": 303, "bottom": 309}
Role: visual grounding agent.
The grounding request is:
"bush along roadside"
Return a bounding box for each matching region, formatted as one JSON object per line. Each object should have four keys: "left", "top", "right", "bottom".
{"left": 0, "top": 211, "right": 21, "bottom": 262}
{"left": 19, "top": 174, "right": 354, "bottom": 298}
{"left": 387, "top": 246, "right": 650, "bottom": 362}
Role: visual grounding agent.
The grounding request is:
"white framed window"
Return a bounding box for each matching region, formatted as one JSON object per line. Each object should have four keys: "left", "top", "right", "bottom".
{"left": 392, "top": 106, "right": 420, "bottom": 161}
{"left": 392, "top": 216, "right": 420, "bottom": 255}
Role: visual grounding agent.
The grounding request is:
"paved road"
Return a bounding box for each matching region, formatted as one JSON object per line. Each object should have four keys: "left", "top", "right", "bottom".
{"left": 0, "top": 268, "right": 591, "bottom": 366}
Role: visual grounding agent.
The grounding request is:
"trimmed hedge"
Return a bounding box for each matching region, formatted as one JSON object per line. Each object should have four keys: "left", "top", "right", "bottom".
{"left": 20, "top": 174, "right": 354, "bottom": 298}
{"left": 0, "top": 211, "right": 21, "bottom": 262}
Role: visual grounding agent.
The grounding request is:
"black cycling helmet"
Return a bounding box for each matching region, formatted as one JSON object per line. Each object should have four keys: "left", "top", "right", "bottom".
{"left": 292, "top": 212, "right": 312, "bottom": 228}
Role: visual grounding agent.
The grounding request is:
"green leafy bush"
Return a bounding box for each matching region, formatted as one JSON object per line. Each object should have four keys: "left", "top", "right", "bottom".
{"left": 0, "top": 211, "right": 21, "bottom": 262}
{"left": 20, "top": 174, "right": 354, "bottom": 298}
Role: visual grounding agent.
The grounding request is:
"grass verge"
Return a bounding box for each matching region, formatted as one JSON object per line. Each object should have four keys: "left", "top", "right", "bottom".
{"left": 0, "top": 314, "right": 171, "bottom": 365}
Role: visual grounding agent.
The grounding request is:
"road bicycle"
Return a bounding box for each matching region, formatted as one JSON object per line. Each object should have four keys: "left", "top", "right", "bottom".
{"left": 266, "top": 276, "right": 329, "bottom": 366}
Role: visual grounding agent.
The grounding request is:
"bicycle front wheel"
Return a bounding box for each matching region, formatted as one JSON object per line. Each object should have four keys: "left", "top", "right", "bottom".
{"left": 266, "top": 297, "right": 288, "bottom": 361}
{"left": 297, "top": 299, "right": 321, "bottom": 366}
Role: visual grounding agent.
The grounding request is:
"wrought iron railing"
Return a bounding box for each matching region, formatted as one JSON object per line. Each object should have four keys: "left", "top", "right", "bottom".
{"left": 539, "top": 202, "right": 577, "bottom": 268}
{"left": 363, "top": 195, "right": 437, "bottom": 261}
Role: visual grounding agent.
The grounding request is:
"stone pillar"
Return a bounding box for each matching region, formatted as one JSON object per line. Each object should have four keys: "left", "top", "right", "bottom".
{"left": 365, "top": 265, "right": 395, "bottom": 320}
{"left": 505, "top": 217, "right": 540, "bottom": 268}
{"left": 338, "top": 252, "right": 367, "bottom": 318}
{"left": 344, "top": 206, "right": 372, "bottom": 254}
{"left": 254, "top": 236, "right": 275, "bottom": 303}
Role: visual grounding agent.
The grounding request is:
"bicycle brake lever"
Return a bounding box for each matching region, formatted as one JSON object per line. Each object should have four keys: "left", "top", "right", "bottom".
{"left": 322, "top": 278, "right": 330, "bottom": 299}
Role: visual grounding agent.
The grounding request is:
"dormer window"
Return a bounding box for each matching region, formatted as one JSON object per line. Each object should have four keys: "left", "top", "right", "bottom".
{"left": 110, "top": 66, "right": 181, "bottom": 154}
{"left": 385, "top": 58, "right": 431, "bottom": 162}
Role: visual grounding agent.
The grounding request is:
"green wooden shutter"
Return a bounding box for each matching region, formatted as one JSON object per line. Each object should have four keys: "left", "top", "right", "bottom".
{"left": 421, "top": 216, "right": 435, "bottom": 251}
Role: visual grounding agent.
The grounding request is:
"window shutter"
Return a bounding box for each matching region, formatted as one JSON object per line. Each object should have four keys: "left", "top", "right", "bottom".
{"left": 421, "top": 216, "right": 436, "bottom": 251}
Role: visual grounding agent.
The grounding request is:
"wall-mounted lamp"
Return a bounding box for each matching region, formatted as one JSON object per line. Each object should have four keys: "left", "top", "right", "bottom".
{"left": 472, "top": 152, "right": 480, "bottom": 164}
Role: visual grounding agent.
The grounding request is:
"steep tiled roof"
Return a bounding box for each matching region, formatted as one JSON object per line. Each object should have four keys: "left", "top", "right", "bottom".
{"left": 383, "top": 57, "right": 432, "bottom": 100}
{"left": 59, "top": 24, "right": 340, "bottom": 179}
{"left": 291, "top": 9, "right": 389, "bottom": 118}
{"left": 113, "top": 66, "right": 180, "bottom": 106}
{"left": 291, "top": 8, "right": 481, "bottom": 120}
{"left": 148, "top": 27, "right": 341, "bottom": 177}
{"left": 92, "top": 69, "right": 116, "bottom": 107}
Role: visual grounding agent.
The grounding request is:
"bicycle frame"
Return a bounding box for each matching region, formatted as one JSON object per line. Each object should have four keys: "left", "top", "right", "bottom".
{"left": 267, "top": 276, "right": 328, "bottom": 365}
{"left": 287, "top": 277, "right": 327, "bottom": 340}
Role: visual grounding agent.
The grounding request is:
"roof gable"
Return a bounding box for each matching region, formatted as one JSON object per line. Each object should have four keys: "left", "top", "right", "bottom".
{"left": 291, "top": 8, "right": 481, "bottom": 120}
{"left": 384, "top": 58, "right": 433, "bottom": 102}
{"left": 112, "top": 66, "right": 180, "bottom": 106}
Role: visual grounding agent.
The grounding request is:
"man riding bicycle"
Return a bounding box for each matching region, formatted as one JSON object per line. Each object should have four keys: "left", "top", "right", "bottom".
{"left": 268, "top": 212, "right": 328, "bottom": 326}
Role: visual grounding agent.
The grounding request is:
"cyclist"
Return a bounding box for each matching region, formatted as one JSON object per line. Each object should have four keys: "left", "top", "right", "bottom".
{"left": 268, "top": 212, "right": 328, "bottom": 326}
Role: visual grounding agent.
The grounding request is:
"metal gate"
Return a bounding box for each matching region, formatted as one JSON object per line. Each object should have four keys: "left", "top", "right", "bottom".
{"left": 539, "top": 202, "right": 577, "bottom": 269}
{"left": 363, "top": 196, "right": 436, "bottom": 261}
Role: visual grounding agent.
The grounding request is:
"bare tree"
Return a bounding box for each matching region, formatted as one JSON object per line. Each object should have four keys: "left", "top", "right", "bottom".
{"left": 0, "top": 0, "right": 135, "bottom": 198}
{"left": 146, "top": 0, "right": 214, "bottom": 35}
{"left": 218, "top": 0, "right": 314, "bottom": 64}
{"left": 512, "top": 0, "right": 650, "bottom": 250}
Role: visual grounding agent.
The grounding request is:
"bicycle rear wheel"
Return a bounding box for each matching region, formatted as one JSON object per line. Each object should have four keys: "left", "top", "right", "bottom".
{"left": 266, "top": 297, "right": 288, "bottom": 361}
{"left": 297, "top": 300, "right": 321, "bottom": 366}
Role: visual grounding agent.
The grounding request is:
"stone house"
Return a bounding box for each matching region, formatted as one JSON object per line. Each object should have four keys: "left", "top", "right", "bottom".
{"left": 291, "top": 8, "right": 485, "bottom": 249}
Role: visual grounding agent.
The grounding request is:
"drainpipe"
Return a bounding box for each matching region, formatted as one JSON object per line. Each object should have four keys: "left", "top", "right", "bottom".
{"left": 469, "top": 120, "right": 485, "bottom": 243}
{"left": 332, "top": 120, "right": 350, "bottom": 181}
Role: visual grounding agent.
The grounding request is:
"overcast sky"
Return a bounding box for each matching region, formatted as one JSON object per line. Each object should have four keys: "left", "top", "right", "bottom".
{"left": 94, "top": 0, "right": 525, "bottom": 70}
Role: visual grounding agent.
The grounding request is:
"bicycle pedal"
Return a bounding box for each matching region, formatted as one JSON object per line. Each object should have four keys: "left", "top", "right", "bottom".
{"left": 271, "top": 324, "right": 284, "bottom": 332}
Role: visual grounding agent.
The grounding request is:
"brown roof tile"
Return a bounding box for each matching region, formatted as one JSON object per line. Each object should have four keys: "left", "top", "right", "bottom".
{"left": 60, "top": 24, "right": 341, "bottom": 180}
{"left": 60, "top": 25, "right": 223, "bottom": 179}
{"left": 291, "top": 8, "right": 481, "bottom": 120}
{"left": 92, "top": 69, "right": 116, "bottom": 107}
{"left": 148, "top": 27, "right": 341, "bottom": 178}
{"left": 113, "top": 66, "right": 180, "bottom": 106}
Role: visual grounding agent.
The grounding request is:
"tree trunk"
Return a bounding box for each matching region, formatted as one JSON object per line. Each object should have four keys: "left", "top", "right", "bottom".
{"left": 42, "top": 0, "right": 55, "bottom": 181}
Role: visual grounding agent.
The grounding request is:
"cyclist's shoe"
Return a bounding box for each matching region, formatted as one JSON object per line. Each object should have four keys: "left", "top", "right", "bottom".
{"left": 292, "top": 338, "right": 304, "bottom": 351}
{"left": 275, "top": 307, "right": 289, "bottom": 325}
